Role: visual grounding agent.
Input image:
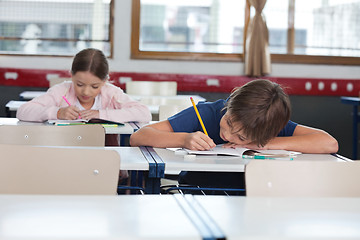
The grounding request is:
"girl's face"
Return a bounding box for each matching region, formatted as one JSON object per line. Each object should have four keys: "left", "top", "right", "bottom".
{"left": 219, "top": 112, "right": 252, "bottom": 145}
{"left": 72, "top": 71, "right": 105, "bottom": 106}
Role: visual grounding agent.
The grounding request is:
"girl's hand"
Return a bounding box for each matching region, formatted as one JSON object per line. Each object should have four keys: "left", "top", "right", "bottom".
{"left": 57, "top": 106, "right": 81, "bottom": 120}
{"left": 183, "top": 131, "right": 216, "bottom": 150}
{"left": 78, "top": 109, "right": 99, "bottom": 120}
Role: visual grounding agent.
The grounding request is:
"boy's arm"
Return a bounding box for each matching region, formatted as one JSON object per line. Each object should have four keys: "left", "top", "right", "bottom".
{"left": 130, "top": 120, "right": 215, "bottom": 150}
{"left": 264, "top": 125, "right": 339, "bottom": 154}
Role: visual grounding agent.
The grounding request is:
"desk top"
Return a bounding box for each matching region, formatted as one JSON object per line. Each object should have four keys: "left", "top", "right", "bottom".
{"left": 0, "top": 194, "right": 359, "bottom": 240}
{"left": 24, "top": 146, "right": 149, "bottom": 172}
{"left": 341, "top": 96, "right": 360, "bottom": 105}
{"left": 5, "top": 100, "right": 27, "bottom": 110}
{"left": 195, "top": 195, "right": 360, "bottom": 240}
{"left": 19, "top": 91, "right": 46, "bottom": 100}
{"left": 153, "top": 148, "right": 350, "bottom": 174}
{"left": 0, "top": 117, "right": 135, "bottom": 135}
{"left": 0, "top": 194, "right": 201, "bottom": 240}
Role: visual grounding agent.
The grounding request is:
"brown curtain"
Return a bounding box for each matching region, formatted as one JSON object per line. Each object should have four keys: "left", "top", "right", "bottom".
{"left": 245, "top": 0, "right": 271, "bottom": 77}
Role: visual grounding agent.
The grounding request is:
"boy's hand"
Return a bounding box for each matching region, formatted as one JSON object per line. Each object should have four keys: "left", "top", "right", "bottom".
{"left": 57, "top": 106, "right": 81, "bottom": 120}
{"left": 184, "top": 131, "right": 216, "bottom": 150}
{"left": 79, "top": 109, "right": 99, "bottom": 120}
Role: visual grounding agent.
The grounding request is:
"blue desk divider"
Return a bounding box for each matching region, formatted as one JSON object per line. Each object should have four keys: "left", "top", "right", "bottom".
{"left": 139, "top": 146, "right": 160, "bottom": 194}
{"left": 341, "top": 96, "right": 360, "bottom": 160}
{"left": 146, "top": 147, "right": 165, "bottom": 179}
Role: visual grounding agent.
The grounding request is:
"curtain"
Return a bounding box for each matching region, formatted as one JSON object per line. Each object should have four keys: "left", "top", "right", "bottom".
{"left": 245, "top": 0, "right": 271, "bottom": 77}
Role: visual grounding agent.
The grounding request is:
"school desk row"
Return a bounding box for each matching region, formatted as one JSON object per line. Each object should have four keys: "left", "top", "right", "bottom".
{"left": 0, "top": 117, "right": 351, "bottom": 193}
{"left": 0, "top": 194, "right": 359, "bottom": 240}
{"left": 0, "top": 117, "right": 136, "bottom": 135}
{"left": 6, "top": 91, "right": 206, "bottom": 119}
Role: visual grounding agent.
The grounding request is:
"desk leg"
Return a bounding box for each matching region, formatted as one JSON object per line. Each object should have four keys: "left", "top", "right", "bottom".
{"left": 5, "top": 107, "right": 11, "bottom": 117}
{"left": 353, "top": 105, "right": 358, "bottom": 160}
{"left": 144, "top": 172, "right": 160, "bottom": 194}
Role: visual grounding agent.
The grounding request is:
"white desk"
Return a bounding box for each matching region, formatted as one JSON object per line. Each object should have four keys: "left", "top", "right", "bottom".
{"left": 0, "top": 117, "right": 135, "bottom": 135}
{"left": 152, "top": 148, "right": 350, "bottom": 175}
{"left": 1, "top": 194, "right": 359, "bottom": 240}
{"left": 5, "top": 100, "right": 27, "bottom": 117}
{"left": 106, "top": 146, "right": 152, "bottom": 172}
{"left": 0, "top": 194, "right": 202, "bottom": 240}
{"left": 19, "top": 91, "right": 46, "bottom": 100}
{"left": 194, "top": 195, "right": 360, "bottom": 240}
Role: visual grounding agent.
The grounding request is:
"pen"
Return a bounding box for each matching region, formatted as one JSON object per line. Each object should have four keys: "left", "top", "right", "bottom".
{"left": 62, "top": 95, "right": 71, "bottom": 106}
{"left": 62, "top": 95, "right": 81, "bottom": 119}
{"left": 190, "top": 97, "right": 208, "bottom": 136}
{"left": 242, "top": 155, "right": 294, "bottom": 160}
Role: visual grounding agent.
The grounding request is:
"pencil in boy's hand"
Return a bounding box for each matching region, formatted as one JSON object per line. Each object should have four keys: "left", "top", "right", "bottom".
{"left": 190, "top": 97, "right": 208, "bottom": 136}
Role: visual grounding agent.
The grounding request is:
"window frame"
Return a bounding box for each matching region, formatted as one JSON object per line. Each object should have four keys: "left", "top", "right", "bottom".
{"left": 0, "top": 0, "right": 114, "bottom": 58}
{"left": 131, "top": 0, "right": 360, "bottom": 65}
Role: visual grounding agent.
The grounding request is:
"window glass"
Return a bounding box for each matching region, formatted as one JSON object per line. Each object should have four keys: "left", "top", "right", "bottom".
{"left": 263, "top": 1, "right": 289, "bottom": 54}
{"left": 139, "top": 0, "right": 246, "bottom": 54}
{"left": 0, "top": 0, "right": 112, "bottom": 56}
{"left": 294, "top": 0, "right": 360, "bottom": 57}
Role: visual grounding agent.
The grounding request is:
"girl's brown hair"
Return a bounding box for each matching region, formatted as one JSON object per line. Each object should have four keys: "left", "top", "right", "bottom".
{"left": 225, "top": 79, "right": 291, "bottom": 147}
{"left": 71, "top": 48, "right": 109, "bottom": 80}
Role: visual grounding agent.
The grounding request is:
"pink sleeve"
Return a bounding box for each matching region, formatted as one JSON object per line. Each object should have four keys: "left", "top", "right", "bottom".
{"left": 16, "top": 83, "right": 69, "bottom": 122}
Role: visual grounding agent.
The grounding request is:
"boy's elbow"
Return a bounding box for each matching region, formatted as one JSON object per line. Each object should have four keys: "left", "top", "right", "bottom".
{"left": 129, "top": 134, "right": 138, "bottom": 146}
{"left": 328, "top": 138, "right": 339, "bottom": 154}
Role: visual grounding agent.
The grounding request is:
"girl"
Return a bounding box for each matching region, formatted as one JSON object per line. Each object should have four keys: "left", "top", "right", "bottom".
{"left": 17, "top": 48, "right": 151, "bottom": 123}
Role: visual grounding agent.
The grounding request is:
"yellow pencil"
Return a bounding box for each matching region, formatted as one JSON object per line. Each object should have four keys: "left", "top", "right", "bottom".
{"left": 190, "top": 97, "right": 208, "bottom": 136}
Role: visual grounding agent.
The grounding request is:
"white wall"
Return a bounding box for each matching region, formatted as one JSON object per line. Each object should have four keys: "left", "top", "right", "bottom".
{"left": 0, "top": 0, "right": 359, "bottom": 79}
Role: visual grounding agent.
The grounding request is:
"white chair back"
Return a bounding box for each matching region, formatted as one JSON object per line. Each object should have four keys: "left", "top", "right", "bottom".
{"left": 159, "top": 104, "right": 191, "bottom": 121}
{"left": 245, "top": 160, "right": 360, "bottom": 197}
{"left": 126, "top": 81, "right": 177, "bottom": 96}
{"left": 0, "top": 124, "right": 105, "bottom": 146}
{"left": 0, "top": 144, "right": 120, "bottom": 195}
{"left": 49, "top": 77, "right": 71, "bottom": 87}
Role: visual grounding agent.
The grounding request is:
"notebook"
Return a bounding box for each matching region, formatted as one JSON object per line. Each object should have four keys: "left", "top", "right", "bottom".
{"left": 183, "top": 144, "right": 300, "bottom": 158}
{"left": 47, "top": 118, "right": 124, "bottom": 126}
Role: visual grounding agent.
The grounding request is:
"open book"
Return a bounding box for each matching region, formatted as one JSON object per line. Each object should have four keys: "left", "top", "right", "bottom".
{"left": 184, "top": 144, "right": 300, "bottom": 159}
{"left": 47, "top": 118, "right": 124, "bottom": 126}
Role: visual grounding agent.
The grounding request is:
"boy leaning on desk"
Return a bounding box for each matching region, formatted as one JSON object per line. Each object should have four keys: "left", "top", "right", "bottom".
{"left": 130, "top": 79, "right": 339, "bottom": 192}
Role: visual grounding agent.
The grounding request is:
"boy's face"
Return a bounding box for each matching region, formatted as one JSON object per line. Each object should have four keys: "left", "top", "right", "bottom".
{"left": 72, "top": 71, "right": 105, "bottom": 106}
{"left": 219, "top": 112, "right": 252, "bottom": 145}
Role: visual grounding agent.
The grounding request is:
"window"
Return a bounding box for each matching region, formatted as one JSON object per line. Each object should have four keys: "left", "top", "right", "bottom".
{"left": 132, "top": 0, "right": 360, "bottom": 65}
{"left": 131, "top": 0, "right": 246, "bottom": 61}
{"left": 0, "top": 0, "right": 113, "bottom": 57}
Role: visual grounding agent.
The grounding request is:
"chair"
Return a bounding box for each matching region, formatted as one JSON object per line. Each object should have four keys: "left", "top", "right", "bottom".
{"left": 0, "top": 144, "right": 120, "bottom": 195}
{"left": 159, "top": 104, "right": 191, "bottom": 121}
{"left": 126, "top": 81, "right": 177, "bottom": 96}
{"left": 245, "top": 160, "right": 360, "bottom": 197}
{"left": 0, "top": 124, "right": 105, "bottom": 146}
{"left": 49, "top": 77, "right": 71, "bottom": 87}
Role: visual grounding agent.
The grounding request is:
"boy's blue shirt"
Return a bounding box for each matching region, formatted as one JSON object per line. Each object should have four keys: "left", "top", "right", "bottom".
{"left": 168, "top": 99, "right": 297, "bottom": 145}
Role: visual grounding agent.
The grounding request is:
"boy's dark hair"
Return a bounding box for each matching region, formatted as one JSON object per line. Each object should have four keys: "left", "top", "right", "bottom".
{"left": 225, "top": 79, "right": 291, "bottom": 147}
{"left": 71, "top": 48, "right": 109, "bottom": 80}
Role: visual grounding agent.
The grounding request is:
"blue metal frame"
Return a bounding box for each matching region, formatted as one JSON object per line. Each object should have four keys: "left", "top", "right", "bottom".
{"left": 340, "top": 96, "right": 360, "bottom": 160}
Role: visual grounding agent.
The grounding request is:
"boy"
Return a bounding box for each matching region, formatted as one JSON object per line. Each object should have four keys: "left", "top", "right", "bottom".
{"left": 130, "top": 79, "right": 338, "bottom": 190}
